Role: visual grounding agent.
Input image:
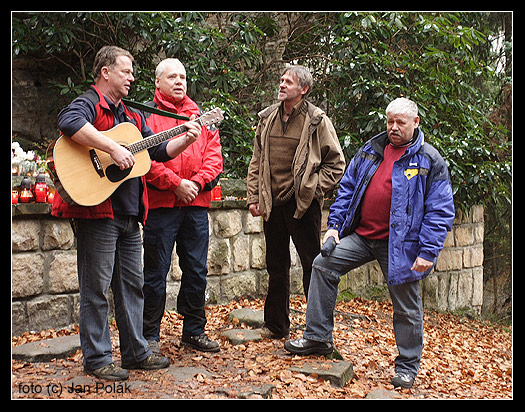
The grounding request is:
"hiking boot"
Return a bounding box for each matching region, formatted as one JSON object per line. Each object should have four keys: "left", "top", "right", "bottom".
{"left": 181, "top": 333, "right": 220, "bottom": 352}
{"left": 391, "top": 372, "right": 415, "bottom": 389}
{"left": 122, "top": 353, "right": 170, "bottom": 370}
{"left": 86, "top": 363, "right": 129, "bottom": 381}
{"left": 147, "top": 339, "right": 161, "bottom": 354}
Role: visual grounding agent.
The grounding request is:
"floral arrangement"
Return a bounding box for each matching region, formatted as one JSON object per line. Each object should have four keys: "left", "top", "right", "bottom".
{"left": 12, "top": 141, "right": 45, "bottom": 176}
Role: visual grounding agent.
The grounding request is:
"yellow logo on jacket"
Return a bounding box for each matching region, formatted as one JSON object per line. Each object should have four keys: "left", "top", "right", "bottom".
{"left": 404, "top": 168, "right": 419, "bottom": 180}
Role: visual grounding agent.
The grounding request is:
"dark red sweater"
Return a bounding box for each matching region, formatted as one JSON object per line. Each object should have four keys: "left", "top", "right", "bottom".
{"left": 355, "top": 143, "right": 408, "bottom": 239}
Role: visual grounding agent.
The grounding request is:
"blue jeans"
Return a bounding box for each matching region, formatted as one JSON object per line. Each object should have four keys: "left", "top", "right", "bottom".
{"left": 142, "top": 207, "right": 209, "bottom": 341}
{"left": 75, "top": 216, "right": 152, "bottom": 371}
{"left": 304, "top": 232, "right": 423, "bottom": 377}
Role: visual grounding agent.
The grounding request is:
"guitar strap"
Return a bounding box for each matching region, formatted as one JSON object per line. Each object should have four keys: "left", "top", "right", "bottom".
{"left": 121, "top": 98, "right": 190, "bottom": 121}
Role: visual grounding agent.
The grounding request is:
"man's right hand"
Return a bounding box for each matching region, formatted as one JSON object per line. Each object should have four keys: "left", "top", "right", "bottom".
{"left": 248, "top": 203, "right": 261, "bottom": 217}
{"left": 323, "top": 229, "right": 340, "bottom": 245}
{"left": 110, "top": 143, "right": 135, "bottom": 170}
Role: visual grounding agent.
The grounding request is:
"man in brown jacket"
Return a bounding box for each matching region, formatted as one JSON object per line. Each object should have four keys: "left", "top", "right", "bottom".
{"left": 247, "top": 65, "right": 345, "bottom": 339}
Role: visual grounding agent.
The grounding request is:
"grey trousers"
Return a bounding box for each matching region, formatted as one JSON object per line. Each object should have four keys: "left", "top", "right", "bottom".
{"left": 303, "top": 232, "right": 423, "bottom": 377}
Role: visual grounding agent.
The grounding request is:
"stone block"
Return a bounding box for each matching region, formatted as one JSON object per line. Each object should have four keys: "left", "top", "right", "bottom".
{"left": 437, "top": 272, "right": 451, "bottom": 311}
{"left": 457, "top": 269, "right": 473, "bottom": 308}
{"left": 12, "top": 301, "right": 27, "bottom": 336}
{"left": 232, "top": 233, "right": 250, "bottom": 271}
{"left": 435, "top": 248, "right": 463, "bottom": 271}
{"left": 220, "top": 272, "right": 257, "bottom": 302}
{"left": 220, "top": 328, "right": 262, "bottom": 345}
{"left": 12, "top": 219, "right": 40, "bottom": 251}
{"left": 207, "top": 238, "right": 231, "bottom": 275}
{"left": 421, "top": 274, "right": 438, "bottom": 310}
{"left": 443, "top": 229, "right": 455, "bottom": 248}
{"left": 250, "top": 235, "right": 266, "bottom": 269}
{"left": 289, "top": 360, "right": 354, "bottom": 388}
{"left": 228, "top": 308, "right": 264, "bottom": 328}
{"left": 463, "top": 245, "right": 484, "bottom": 268}
{"left": 213, "top": 210, "right": 242, "bottom": 238}
{"left": 455, "top": 225, "right": 475, "bottom": 247}
{"left": 26, "top": 295, "right": 73, "bottom": 331}
{"left": 471, "top": 204, "right": 484, "bottom": 223}
{"left": 12, "top": 252, "right": 44, "bottom": 298}
{"left": 41, "top": 219, "right": 74, "bottom": 250}
{"left": 472, "top": 267, "right": 484, "bottom": 307}
{"left": 243, "top": 212, "right": 263, "bottom": 234}
{"left": 46, "top": 250, "right": 78, "bottom": 294}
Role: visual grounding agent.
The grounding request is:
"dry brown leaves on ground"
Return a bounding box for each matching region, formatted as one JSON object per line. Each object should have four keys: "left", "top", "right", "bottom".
{"left": 12, "top": 297, "right": 512, "bottom": 399}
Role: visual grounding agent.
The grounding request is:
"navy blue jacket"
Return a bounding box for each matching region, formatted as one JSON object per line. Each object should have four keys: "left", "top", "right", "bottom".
{"left": 328, "top": 128, "right": 455, "bottom": 285}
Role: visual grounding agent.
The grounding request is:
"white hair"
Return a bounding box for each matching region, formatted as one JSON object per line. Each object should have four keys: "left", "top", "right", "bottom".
{"left": 386, "top": 97, "right": 419, "bottom": 118}
{"left": 155, "top": 58, "right": 185, "bottom": 79}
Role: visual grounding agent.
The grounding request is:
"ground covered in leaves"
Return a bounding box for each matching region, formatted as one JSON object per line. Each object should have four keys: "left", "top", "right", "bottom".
{"left": 12, "top": 297, "right": 512, "bottom": 399}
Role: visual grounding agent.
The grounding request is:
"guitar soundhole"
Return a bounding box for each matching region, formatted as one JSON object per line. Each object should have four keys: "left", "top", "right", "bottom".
{"left": 105, "top": 164, "right": 132, "bottom": 183}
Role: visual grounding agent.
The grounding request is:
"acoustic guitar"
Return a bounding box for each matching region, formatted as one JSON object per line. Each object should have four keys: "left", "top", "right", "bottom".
{"left": 48, "top": 108, "right": 223, "bottom": 206}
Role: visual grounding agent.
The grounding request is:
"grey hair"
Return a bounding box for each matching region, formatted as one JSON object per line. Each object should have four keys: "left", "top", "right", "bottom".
{"left": 155, "top": 58, "right": 185, "bottom": 79}
{"left": 386, "top": 97, "right": 419, "bottom": 118}
{"left": 282, "top": 65, "right": 313, "bottom": 96}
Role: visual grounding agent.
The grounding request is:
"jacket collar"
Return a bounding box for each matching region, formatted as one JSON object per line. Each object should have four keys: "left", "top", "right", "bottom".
{"left": 370, "top": 127, "right": 424, "bottom": 158}
{"left": 153, "top": 88, "right": 200, "bottom": 116}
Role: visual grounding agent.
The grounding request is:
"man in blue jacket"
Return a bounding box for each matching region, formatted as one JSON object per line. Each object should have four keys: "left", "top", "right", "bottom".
{"left": 284, "top": 98, "right": 455, "bottom": 389}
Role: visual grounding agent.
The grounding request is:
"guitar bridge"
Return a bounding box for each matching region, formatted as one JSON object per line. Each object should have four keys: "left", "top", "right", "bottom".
{"left": 89, "top": 149, "right": 105, "bottom": 178}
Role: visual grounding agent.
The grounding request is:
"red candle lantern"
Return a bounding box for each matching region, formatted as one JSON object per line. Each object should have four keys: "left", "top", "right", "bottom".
{"left": 19, "top": 176, "right": 33, "bottom": 203}
{"left": 12, "top": 190, "right": 19, "bottom": 204}
{"left": 33, "top": 173, "right": 48, "bottom": 203}
{"left": 211, "top": 184, "right": 221, "bottom": 201}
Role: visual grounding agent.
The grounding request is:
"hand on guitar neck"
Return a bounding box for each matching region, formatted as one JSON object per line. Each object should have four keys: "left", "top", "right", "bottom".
{"left": 165, "top": 114, "right": 201, "bottom": 159}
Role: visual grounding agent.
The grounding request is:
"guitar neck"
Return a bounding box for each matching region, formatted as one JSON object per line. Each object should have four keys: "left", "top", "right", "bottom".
{"left": 127, "top": 122, "right": 193, "bottom": 155}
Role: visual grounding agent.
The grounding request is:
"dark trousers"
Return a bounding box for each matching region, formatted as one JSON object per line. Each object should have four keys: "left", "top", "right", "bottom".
{"left": 142, "top": 207, "right": 209, "bottom": 341}
{"left": 263, "top": 197, "right": 321, "bottom": 337}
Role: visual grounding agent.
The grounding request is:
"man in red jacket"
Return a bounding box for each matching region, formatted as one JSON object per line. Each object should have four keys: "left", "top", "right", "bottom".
{"left": 142, "top": 58, "right": 223, "bottom": 353}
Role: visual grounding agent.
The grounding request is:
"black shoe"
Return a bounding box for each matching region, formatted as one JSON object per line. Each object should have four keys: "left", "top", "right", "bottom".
{"left": 86, "top": 363, "right": 129, "bottom": 381}
{"left": 391, "top": 372, "right": 415, "bottom": 388}
{"left": 284, "top": 337, "right": 334, "bottom": 355}
{"left": 181, "top": 333, "right": 220, "bottom": 352}
{"left": 122, "top": 353, "right": 170, "bottom": 370}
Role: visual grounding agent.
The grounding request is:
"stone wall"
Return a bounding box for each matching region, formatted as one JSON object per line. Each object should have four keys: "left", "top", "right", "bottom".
{"left": 11, "top": 200, "right": 484, "bottom": 336}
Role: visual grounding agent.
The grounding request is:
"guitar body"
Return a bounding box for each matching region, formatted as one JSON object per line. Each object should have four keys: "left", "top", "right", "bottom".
{"left": 53, "top": 123, "right": 151, "bottom": 206}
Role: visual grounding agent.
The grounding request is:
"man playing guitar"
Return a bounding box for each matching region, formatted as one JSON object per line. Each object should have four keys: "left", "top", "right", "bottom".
{"left": 52, "top": 46, "right": 201, "bottom": 381}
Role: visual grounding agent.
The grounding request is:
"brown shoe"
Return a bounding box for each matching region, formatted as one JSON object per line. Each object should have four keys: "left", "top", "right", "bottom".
{"left": 122, "top": 353, "right": 170, "bottom": 370}
{"left": 86, "top": 363, "right": 129, "bottom": 381}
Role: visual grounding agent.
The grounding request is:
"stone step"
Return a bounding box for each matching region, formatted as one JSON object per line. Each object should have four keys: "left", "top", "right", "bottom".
{"left": 220, "top": 329, "right": 263, "bottom": 345}
{"left": 289, "top": 360, "right": 353, "bottom": 388}
{"left": 12, "top": 334, "right": 80, "bottom": 362}
{"left": 227, "top": 308, "right": 264, "bottom": 328}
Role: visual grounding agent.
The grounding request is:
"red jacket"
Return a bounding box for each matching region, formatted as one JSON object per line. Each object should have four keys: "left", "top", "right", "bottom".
{"left": 145, "top": 89, "right": 223, "bottom": 209}
{"left": 52, "top": 85, "right": 151, "bottom": 223}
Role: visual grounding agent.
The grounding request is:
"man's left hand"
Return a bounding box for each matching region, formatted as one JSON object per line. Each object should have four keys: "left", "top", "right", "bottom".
{"left": 411, "top": 257, "right": 434, "bottom": 273}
